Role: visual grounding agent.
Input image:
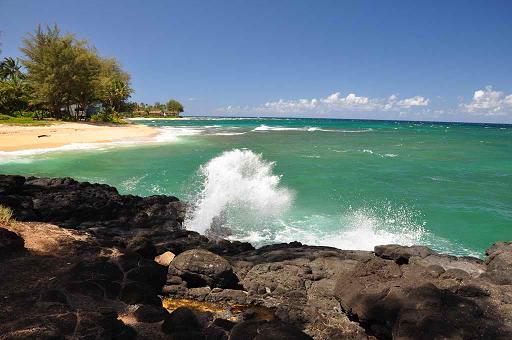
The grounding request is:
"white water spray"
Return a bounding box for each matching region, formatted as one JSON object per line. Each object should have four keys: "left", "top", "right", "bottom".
{"left": 185, "top": 149, "right": 293, "bottom": 233}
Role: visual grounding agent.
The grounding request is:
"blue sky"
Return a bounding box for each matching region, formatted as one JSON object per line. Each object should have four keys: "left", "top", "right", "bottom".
{"left": 1, "top": 0, "right": 511, "bottom": 122}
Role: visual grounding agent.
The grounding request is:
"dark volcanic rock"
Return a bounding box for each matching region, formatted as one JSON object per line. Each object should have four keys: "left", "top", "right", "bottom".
{"left": 0, "top": 227, "right": 25, "bottom": 257}
{"left": 374, "top": 244, "right": 434, "bottom": 264}
{"left": 229, "top": 320, "right": 312, "bottom": 340}
{"left": 334, "top": 252, "right": 512, "bottom": 339}
{"left": 483, "top": 242, "right": 512, "bottom": 285}
{"left": 169, "top": 249, "right": 240, "bottom": 289}
{"left": 134, "top": 304, "right": 169, "bottom": 323}
{"left": 0, "top": 174, "right": 184, "bottom": 229}
{"left": 126, "top": 236, "right": 158, "bottom": 258}
{"left": 162, "top": 307, "right": 203, "bottom": 334}
{"left": 2, "top": 175, "right": 512, "bottom": 340}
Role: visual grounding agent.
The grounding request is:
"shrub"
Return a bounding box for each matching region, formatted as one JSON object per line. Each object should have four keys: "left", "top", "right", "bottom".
{"left": 90, "top": 112, "right": 126, "bottom": 124}
{"left": 0, "top": 114, "right": 11, "bottom": 120}
{"left": 0, "top": 205, "right": 13, "bottom": 224}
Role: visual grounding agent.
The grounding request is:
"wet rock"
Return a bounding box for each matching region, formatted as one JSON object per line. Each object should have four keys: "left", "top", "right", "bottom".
{"left": 134, "top": 304, "right": 169, "bottom": 323}
{"left": 169, "top": 249, "right": 239, "bottom": 289}
{"left": 0, "top": 227, "right": 25, "bottom": 257}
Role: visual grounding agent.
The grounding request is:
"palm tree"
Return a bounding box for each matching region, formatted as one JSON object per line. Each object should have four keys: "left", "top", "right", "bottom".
{"left": 0, "top": 57, "right": 24, "bottom": 81}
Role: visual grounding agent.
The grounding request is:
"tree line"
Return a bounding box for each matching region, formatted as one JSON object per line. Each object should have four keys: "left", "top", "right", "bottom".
{"left": 0, "top": 25, "right": 183, "bottom": 122}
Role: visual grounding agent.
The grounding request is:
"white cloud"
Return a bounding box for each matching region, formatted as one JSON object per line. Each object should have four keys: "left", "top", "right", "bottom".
{"left": 396, "top": 96, "right": 429, "bottom": 108}
{"left": 218, "top": 90, "right": 429, "bottom": 115}
{"left": 461, "top": 86, "right": 512, "bottom": 116}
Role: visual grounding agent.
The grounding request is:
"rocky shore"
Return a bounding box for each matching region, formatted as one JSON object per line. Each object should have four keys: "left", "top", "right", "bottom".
{"left": 0, "top": 174, "right": 511, "bottom": 339}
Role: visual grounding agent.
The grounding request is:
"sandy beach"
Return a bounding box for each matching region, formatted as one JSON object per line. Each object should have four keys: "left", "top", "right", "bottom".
{"left": 0, "top": 122, "right": 159, "bottom": 152}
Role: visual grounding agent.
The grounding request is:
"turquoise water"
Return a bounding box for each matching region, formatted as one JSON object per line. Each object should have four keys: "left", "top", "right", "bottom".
{"left": 1, "top": 118, "right": 511, "bottom": 257}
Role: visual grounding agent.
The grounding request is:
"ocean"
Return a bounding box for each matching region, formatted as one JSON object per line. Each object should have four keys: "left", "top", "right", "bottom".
{"left": 1, "top": 117, "right": 511, "bottom": 257}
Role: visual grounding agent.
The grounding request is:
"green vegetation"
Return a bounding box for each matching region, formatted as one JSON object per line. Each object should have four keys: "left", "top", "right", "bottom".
{"left": 123, "top": 99, "right": 185, "bottom": 118}
{"left": 0, "top": 25, "right": 184, "bottom": 125}
{"left": 0, "top": 205, "right": 13, "bottom": 224}
{"left": 0, "top": 25, "right": 170, "bottom": 124}
{"left": 166, "top": 99, "right": 184, "bottom": 115}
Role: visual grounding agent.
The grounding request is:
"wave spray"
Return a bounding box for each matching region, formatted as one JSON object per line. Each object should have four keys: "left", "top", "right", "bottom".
{"left": 185, "top": 149, "right": 293, "bottom": 234}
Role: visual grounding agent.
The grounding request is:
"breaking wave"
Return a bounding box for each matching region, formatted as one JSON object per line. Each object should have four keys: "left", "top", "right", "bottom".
{"left": 252, "top": 124, "right": 373, "bottom": 133}
{"left": 184, "top": 149, "right": 294, "bottom": 233}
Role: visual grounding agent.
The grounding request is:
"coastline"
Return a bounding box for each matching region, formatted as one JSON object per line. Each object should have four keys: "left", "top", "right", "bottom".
{"left": 0, "top": 174, "right": 511, "bottom": 339}
{"left": 0, "top": 122, "right": 160, "bottom": 152}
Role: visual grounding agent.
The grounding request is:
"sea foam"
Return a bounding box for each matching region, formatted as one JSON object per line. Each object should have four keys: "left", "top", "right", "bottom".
{"left": 184, "top": 149, "right": 293, "bottom": 233}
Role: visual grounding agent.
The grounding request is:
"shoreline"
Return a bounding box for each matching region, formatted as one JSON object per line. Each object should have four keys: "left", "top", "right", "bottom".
{"left": 0, "top": 122, "right": 160, "bottom": 152}
{"left": 0, "top": 174, "right": 511, "bottom": 339}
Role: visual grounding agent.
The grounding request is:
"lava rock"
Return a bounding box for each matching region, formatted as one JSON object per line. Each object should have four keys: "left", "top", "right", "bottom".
{"left": 126, "top": 237, "right": 157, "bottom": 259}
{"left": 0, "top": 227, "right": 24, "bottom": 257}
{"left": 169, "top": 249, "right": 239, "bottom": 289}
{"left": 133, "top": 304, "right": 168, "bottom": 323}
{"left": 161, "top": 307, "right": 202, "bottom": 334}
{"left": 0, "top": 175, "right": 184, "bottom": 230}
{"left": 374, "top": 244, "right": 434, "bottom": 264}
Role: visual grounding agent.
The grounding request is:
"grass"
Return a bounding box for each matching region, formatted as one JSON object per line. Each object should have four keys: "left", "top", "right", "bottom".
{"left": 0, "top": 115, "right": 54, "bottom": 126}
{"left": 0, "top": 205, "right": 13, "bottom": 225}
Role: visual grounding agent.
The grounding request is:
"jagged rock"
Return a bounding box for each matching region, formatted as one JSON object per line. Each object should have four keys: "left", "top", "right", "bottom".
{"left": 374, "top": 244, "right": 434, "bottom": 264}
{"left": 188, "top": 286, "right": 211, "bottom": 300}
{"left": 134, "top": 304, "right": 169, "bottom": 323}
{"left": 334, "top": 255, "right": 512, "bottom": 339}
{"left": 0, "top": 174, "right": 184, "bottom": 230}
{"left": 169, "top": 249, "right": 240, "bottom": 289}
{"left": 155, "top": 250, "right": 176, "bottom": 266}
{"left": 206, "top": 289, "right": 248, "bottom": 304}
{"left": 0, "top": 227, "right": 25, "bottom": 257}
{"left": 2, "top": 175, "right": 512, "bottom": 340}
{"left": 483, "top": 242, "right": 512, "bottom": 285}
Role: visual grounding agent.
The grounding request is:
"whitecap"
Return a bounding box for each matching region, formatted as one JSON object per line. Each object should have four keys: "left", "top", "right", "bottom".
{"left": 184, "top": 149, "right": 293, "bottom": 233}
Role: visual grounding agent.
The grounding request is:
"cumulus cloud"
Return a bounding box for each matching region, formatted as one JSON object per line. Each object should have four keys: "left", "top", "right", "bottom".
{"left": 461, "top": 86, "right": 512, "bottom": 116}
{"left": 218, "top": 90, "right": 429, "bottom": 115}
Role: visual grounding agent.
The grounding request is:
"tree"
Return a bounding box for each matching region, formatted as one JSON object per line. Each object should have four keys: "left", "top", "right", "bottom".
{"left": 166, "top": 99, "right": 184, "bottom": 115}
{"left": 20, "top": 25, "right": 81, "bottom": 118}
{"left": 0, "top": 57, "right": 24, "bottom": 80}
{"left": 20, "top": 25, "right": 132, "bottom": 120}
{"left": 0, "top": 57, "right": 30, "bottom": 115}
{"left": 97, "top": 57, "right": 132, "bottom": 113}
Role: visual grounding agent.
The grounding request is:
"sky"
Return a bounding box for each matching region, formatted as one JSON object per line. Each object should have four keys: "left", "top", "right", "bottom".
{"left": 1, "top": 0, "right": 511, "bottom": 123}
